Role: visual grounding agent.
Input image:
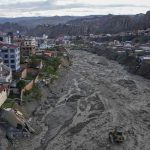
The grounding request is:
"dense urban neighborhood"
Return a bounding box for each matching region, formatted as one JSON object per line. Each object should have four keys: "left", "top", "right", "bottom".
{"left": 0, "top": 31, "right": 72, "bottom": 148}
{"left": 1, "top": 11, "right": 150, "bottom": 150}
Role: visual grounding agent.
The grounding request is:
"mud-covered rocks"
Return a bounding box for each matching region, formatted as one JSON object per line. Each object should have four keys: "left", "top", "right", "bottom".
{"left": 117, "top": 79, "right": 137, "bottom": 91}
{"left": 12, "top": 50, "right": 150, "bottom": 150}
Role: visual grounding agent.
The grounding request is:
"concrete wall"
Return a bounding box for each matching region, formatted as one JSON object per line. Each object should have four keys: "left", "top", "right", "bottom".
{"left": 21, "top": 68, "right": 27, "bottom": 79}
{"left": 21, "top": 80, "right": 34, "bottom": 101}
{"left": 24, "top": 80, "right": 34, "bottom": 91}
{"left": 0, "top": 89, "right": 7, "bottom": 107}
{"left": 0, "top": 74, "right": 12, "bottom": 83}
{"left": 34, "top": 74, "right": 39, "bottom": 84}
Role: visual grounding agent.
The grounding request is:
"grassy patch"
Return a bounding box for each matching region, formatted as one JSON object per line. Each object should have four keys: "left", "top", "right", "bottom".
{"left": 42, "top": 57, "right": 61, "bottom": 77}
{"left": 23, "top": 85, "right": 42, "bottom": 103}
{"left": 26, "top": 73, "right": 34, "bottom": 80}
{"left": 1, "top": 99, "right": 15, "bottom": 109}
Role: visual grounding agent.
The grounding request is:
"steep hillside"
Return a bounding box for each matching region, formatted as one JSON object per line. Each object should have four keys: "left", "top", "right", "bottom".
{"left": 0, "top": 22, "right": 28, "bottom": 34}
{"left": 0, "top": 16, "right": 80, "bottom": 27}
{"left": 28, "top": 12, "right": 150, "bottom": 37}
{"left": 67, "top": 14, "right": 144, "bottom": 33}
{"left": 1, "top": 11, "right": 150, "bottom": 37}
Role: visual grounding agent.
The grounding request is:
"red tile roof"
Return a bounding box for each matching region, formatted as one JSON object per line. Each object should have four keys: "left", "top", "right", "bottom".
{"left": 44, "top": 51, "right": 56, "bottom": 57}
{"left": 0, "top": 85, "right": 7, "bottom": 93}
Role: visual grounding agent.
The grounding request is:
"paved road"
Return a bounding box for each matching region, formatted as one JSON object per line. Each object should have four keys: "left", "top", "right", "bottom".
{"left": 14, "top": 50, "right": 150, "bottom": 150}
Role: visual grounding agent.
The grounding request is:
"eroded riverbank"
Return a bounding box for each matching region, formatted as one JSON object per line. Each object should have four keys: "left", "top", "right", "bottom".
{"left": 6, "top": 50, "right": 150, "bottom": 150}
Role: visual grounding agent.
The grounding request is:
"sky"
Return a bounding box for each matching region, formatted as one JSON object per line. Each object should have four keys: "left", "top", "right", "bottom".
{"left": 0, "top": 0, "right": 150, "bottom": 17}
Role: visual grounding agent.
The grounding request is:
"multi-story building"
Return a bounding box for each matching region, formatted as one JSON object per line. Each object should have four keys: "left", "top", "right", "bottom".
{"left": 20, "top": 37, "right": 37, "bottom": 56}
{"left": 2, "top": 35, "right": 11, "bottom": 44}
{"left": 36, "top": 34, "right": 49, "bottom": 50}
{"left": 0, "top": 42, "right": 20, "bottom": 71}
{"left": 0, "top": 32, "right": 13, "bottom": 44}
{"left": 0, "top": 58, "right": 12, "bottom": 83}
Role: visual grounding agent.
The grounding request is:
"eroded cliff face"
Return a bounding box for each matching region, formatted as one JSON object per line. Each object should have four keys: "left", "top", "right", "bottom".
{"left": 6, "top": 50, "right": 150, "bottom": 150}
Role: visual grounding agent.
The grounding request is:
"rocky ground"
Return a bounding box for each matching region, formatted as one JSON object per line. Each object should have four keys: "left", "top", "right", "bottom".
{"left": 1, "top": 50, "right": 150, "bottom": 150}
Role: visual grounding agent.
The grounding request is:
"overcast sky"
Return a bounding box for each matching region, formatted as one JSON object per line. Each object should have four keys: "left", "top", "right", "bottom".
{"left": 0, "top": 0, "right": 150, "bottom": 17}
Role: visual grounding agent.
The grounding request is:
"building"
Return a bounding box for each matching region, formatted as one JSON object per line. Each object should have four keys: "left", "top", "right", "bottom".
{"left": 0, "top": 85, "right": 8, "bottom": 107}
{"left": 43, "top": 51, "right": 57, "bottom": 57}
{"left": 0, "top": 58, "right": 12, "bottom": 83}
{"left": 124, "top": 41, "right": 132, "bottom": 48}
{"left": 2, "top": 35, "right": 11, "bottom": 44}
{"left": 20, "top": 37, "right": 37, "bottom": 56}
{"left": 13, "top": 36, "right": 23, "bottom": 47}
{"left": 0, "top": 32, "right": 13, "bottom": 44}
{"left": 0, "top": 42, "right": 20, "bottom": 71}
{"left": 139, "top": 56, "right": 150, "bottom": 63}
{"left": 113, "top": 40, "right": 123, "bottom": 47}
{"left": 36, "top": 34, "right": 49, "bottom": 50}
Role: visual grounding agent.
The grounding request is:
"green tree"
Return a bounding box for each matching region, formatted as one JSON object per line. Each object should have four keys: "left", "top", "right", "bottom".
{"left": 17, "top": 80, "right": 26, "bottom": 90}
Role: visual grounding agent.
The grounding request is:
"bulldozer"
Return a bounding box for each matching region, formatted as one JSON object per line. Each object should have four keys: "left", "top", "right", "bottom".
{"left": 109, "top": 127, "right": 126, "bottom": 144}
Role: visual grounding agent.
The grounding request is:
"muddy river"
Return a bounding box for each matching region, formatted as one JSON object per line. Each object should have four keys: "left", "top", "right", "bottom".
{"left": 4, "top": 50, "right": 150, "bottom": 150}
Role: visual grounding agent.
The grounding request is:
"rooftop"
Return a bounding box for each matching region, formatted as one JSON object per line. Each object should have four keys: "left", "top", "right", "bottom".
{"left": 0, "top": 61, "right": 12, "bottom": 77}
{"left": 139, "top": 56, "right": 150, "bottom": 60}
{"left": 0, "top": 85, "right": 7, "bottom": 93}
{"left": 0, "top": 42, "right": 19, "bottom": 49}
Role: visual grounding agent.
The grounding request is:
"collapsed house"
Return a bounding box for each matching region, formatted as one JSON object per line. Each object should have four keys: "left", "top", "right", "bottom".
{"left": 0, "top": 108, "right": 35, "bottom": 140}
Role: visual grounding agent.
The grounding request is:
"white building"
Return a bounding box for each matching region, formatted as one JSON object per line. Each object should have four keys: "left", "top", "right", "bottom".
{"left": 0, "top": 85, "right": 7, "bottom": 107}
{"left": 3, "top": 36, "right": 11, "bottom": 44}
{"left": 124, "top": 41, "right": 132, "bottom": 48}
{"left": 0, "top": 34, "right": 12, "bottom": 44}
{"left": 0, "top": 42, "right": 20, "bottom": 71}
{"left": 139, "top": 56, "right": 150, "bottom": 61}
{"left": 36, "top": 35, "right": 49, "bottom": 50}
{"left": 24, "top": 37, "right": 37, "bottom": 46}
{"left": 0, "top": 58, "right": 12, "bottom": 83}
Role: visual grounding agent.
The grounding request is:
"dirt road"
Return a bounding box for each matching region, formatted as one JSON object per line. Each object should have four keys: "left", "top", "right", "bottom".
{"left": 9, "top": 50, "right": 150, "bottom": 150}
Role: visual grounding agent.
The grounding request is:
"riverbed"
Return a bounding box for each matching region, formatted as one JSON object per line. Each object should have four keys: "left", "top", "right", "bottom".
{"left": 6, "top": 50, "right": 150, "bottom": 150}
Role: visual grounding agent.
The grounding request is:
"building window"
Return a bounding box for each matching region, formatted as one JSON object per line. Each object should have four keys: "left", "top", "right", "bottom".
{"left": 11, "top": 65, "right": 15, "bottom": 69}
{"left": 4, "top": 60, "right": 8, "bottom": 63}
{"left": 11, "top": 60, "right": 15, "bottom": 63}
{"left": 10, "top": 55, "right": 14, "bottom": 58}
{"left": 10, "top": 49, "right": 14, "bottom": 53}
{"left": 2, "top": 50, "right": 8, "bottom": 53}
{"left": 4, "top": 54, "right": 8, "bottom": 58}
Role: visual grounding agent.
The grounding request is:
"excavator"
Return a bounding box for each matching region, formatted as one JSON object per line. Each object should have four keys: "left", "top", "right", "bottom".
{"left": 109, "top": 126, "right": 126, "bottom": 144}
